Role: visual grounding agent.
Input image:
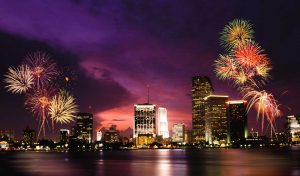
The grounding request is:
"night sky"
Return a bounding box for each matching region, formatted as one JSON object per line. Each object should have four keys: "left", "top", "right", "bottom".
{"left": 0, "top": 0, "right": 299, "bottom": 139}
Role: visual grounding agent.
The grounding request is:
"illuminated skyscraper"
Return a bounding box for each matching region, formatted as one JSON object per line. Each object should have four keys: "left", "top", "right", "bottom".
{"left": 23, "top": 126, "right": 36, "bottom": 144}
{"left": 172, "top": 123, "right": 185, "bottom": 143}
{"left": 228, "top": 100, "right": 248, "bottom": 143}
{"left": 133, "top": 103, "right": 156, "bottom": 138}
{"left": 60, "top": 129, "right": 70, "bottom": 143}
{"left": 75, "top": 113, "right": 93, "bottom": 143}
{"left": 192, "top": 76, "right": 214, "bottom": 141}
{"left": 158, "top": 107, "right": 169, "bottom": 138}
{"left": 287, "top": 115, "right": 300, "bottom": 143}
{"left": 204, "top": 95, "right": 228, "bottom": 146}
{"left": 96, "top": 131, "right": 102, "bottom": 141}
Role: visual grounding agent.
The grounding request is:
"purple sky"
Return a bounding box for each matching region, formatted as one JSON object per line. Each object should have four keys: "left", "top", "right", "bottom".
{"left": 0, "top": 0, "right": 299, "bottom": 139}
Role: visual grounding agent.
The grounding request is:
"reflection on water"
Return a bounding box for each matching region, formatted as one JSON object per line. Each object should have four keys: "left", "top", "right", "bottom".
{"left": 0, "top": 149, "right": 299, "bottom": 176}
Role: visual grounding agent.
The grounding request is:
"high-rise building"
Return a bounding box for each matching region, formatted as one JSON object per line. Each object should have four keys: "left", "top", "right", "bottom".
{"left": 172, "top": 123, "right": 185, "bottom": 143}
{"left": 96, "top": 131, "right": 102, "bottom": 141}
{"left": 104, "top": 125, "right": 119, "bottom": 143}
{"left": 204, "top": 95, "right": 229, "bottom": 146}
{"left": 0, "top": 130, "right": 14, "bottom": 141}
{"left": 287, "top": 115, "right": 300, "bottom": 143}
{"left": 158, "top": 107, "right": 169, "bottom": 139}
{"left": 133, "top": 103, "right": 156, "bottom": 138}
{"left": 23, "top": 127, "right": 36, "bottom": 144}
{"left": 228, "top": 100, "right": 248, "bottom": 143}
{"left": 75, "top": 113, "right": 93, "bottom": 143}
{"left": 192, "top": 76, "right": 214, "bottom": 142}
{"left": 60, "top": 129, "right": 70, "bottom": 143}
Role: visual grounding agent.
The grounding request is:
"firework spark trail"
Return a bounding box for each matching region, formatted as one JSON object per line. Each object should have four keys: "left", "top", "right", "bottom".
{"left": 49, "top": 90, "right": 78, "bottom": 124}
{"left": 24, "top": 86, "right": 57, "bottom": 138}
{"left": 243, "top": 88, "right": 281, "bottom": 134}
{"left": 4, "top": 65, "right": 34, "bottom": 94}
{"left": 24, "top": 51, "right": 58, "bottom": 89}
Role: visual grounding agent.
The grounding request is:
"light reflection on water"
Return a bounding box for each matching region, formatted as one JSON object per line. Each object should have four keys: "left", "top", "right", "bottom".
{"left": 0, "top": 149, "right": 299, "bottom": 176}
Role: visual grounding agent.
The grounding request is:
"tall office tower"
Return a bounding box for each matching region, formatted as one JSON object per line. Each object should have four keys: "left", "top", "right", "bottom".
{"left": 192, "top": 76, "right": 214, "bottom": 142}
{"left": 287, "top": 115, "right": 300, "bottom": 143}
{"left": 133, "top": 103, "right": 156, "bottom": 138}
{"left": 104, "top": 125, "right": 120, "bottom": 143}
{"left": 228, "top": 100, "right": 248, "bottom": 143}
{"left": 96, "top": 131, "right": 102, "bottom": 141}
{"left": 172, "top": 123, "right": 185, "bottom": 143}
{"left": 204, "top": 95, "right": 229, "bottom": 146}
{"left": 158, "top": 107, "right": 170, "bottom": 138}
{"left": 76, "top": 113, "right": 93, "bottom": 143}
{"left": 60, "top": 129, "right": 70, "bottom": 143}
{"left": 23, "top": 127, "right": 36, "bottom": 144}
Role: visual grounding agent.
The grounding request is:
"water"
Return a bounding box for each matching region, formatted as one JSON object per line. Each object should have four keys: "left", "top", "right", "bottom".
{"left": 1, "top": 148, "right": 299, "bottom": 176}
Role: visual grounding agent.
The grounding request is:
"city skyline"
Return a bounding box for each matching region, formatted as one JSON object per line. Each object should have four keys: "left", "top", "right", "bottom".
{"left": 0, "top": 1, "right": 299, "bottom": 138}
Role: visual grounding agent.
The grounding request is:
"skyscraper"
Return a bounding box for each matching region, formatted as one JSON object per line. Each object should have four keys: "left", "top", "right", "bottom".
{"left": 23, "top": 127, "right": 36, "bottom": 144}
{"left": 133, "top": 103, "right": 156, "bottom": 138}
{"left": 228, "top": 100, "right": 248, "bottom": 143}
{"left": 172, "top": 123, "right": 185, "bottom": 143}
{"left": 158, "top": 107, "right": 169, "bottom": 138}
{"left": 96, "top": 131, "right": 102, "bottom": 141}
{"left": 75, "top": 113, "right": 93, "bottom": 143}
{"left": 192, "top": 76, "right": 214, "bottom": 142}
{"left": 287, "top": 115, "right": 300, "bottom": 143}
{"left": 204, "top": 95, "right": 228, "bottom": 146}
{"left": 60, "top": 129, "right": 70, "bottom": 144}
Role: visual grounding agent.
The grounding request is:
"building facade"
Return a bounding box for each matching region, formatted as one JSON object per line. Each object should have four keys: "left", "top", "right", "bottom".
{"left": 133, "top": 103, "right": 156, "bottom": 138}
{"left": 23, "top": 127, "right": 36, "bottom": 144}
{"left": 192, "top": 76, "right": 214, "bottom": 142}
{"left": 158, "top": 107, "right": 170, "bottom": 139}
{"left": 228, "top": 100, "right": 248, "bottom": 143}
{"left": 287, "top": 115, "right": 300, "bottom": 143}
{"left": 204, "top": 95, "right": 229, "bottom": 146}
{"left": 172, "top": 123, "right": 185, "bottom": 143}
{"left": 60, "top": 129, "right": 70, "bottom": 144}
{"left": 104, "top": 125, "right": 119, "bottom": 143}
{"left": 75, "top": 113, "right": 93, "bottom": 143}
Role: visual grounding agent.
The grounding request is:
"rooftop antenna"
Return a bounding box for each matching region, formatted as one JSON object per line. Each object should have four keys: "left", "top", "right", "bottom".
{"left": 147, "top": 84, "right": 150, "bottom": 104}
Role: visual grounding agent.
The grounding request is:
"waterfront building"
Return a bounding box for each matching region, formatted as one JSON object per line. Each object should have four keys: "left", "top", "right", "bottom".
{"left": 287, "top": 115, "right": 300, "bottom": 143}
{"left": 172, "top": 123, "right": 185, "bottom": 143}
{"left": 158, "top": 107, "right": 170, "bottom": 139}
{"left": 60, "top": 129, "right": 70, "bottom": 143}
{"left": 204, "top": 95, "right": 229, "bottom": 146}
{"left": 192, "top": 76, "right": 214, "bottom": 142}
{"left": 75, "top": 113, "right": 93, "bottom": 143}
{"left": 96, "top": 131, "right": 102, "bottom": 141}
{"left": 228, "top": 100, "right": 248, "bottom": 144}
{"left": 104, "top": 125, "right": 119, "bottom": 143}
{"left": 133, "top": 103, "right": 156, "bottom": 138}
{"left": 23, "top": 127, "right": 36, "bottom": 144}
{"left": 0, "top": 130, "right": 14, "bottom": 141}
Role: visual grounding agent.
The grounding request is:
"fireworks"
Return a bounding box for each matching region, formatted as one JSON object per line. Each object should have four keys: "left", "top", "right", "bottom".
{"left": 4, "top": 65, "right": 34, "bottom": 94}
{"left": 214, "top": 54, "right": 237, "bottom": 80}
{"left": 243, "top": 89, "right": 281, "bottom": 132}
{"left": 215, "top": 19, "right": 282, "bottom": 135}
{"left": 24, "top": 51, "right": 58, "bottom": 88}
{"left": 49, "top": 90, "right": 78, "bottom": 124}
{"left": 220, "top": 19, "right": 254, "bottom": 50}
{"left": 4, "top": 51, "right": 78, "bottom": 139}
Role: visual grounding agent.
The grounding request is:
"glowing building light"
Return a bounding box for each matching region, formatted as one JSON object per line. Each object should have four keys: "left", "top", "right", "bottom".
{"left": 158, "top": 107, "right": 169, "bottom": 138}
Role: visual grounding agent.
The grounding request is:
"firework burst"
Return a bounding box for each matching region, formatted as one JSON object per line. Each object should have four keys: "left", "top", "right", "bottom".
{"left": 214, "top": 54, "right": 237, "bottom": 80}
{"left": 49, "top": 90, "right": 78, "bottom": 124}
{"left": 4, "top": 65, "right": 34, "bottom": 94}
{"left": 220, "top": 19, "right": 254, "bottom": 50}
{"left": 234, "top": 42, "right": 268, "bottom": 68}
{"left": 24, "top": 51, "right": 58, "bottom": 89}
